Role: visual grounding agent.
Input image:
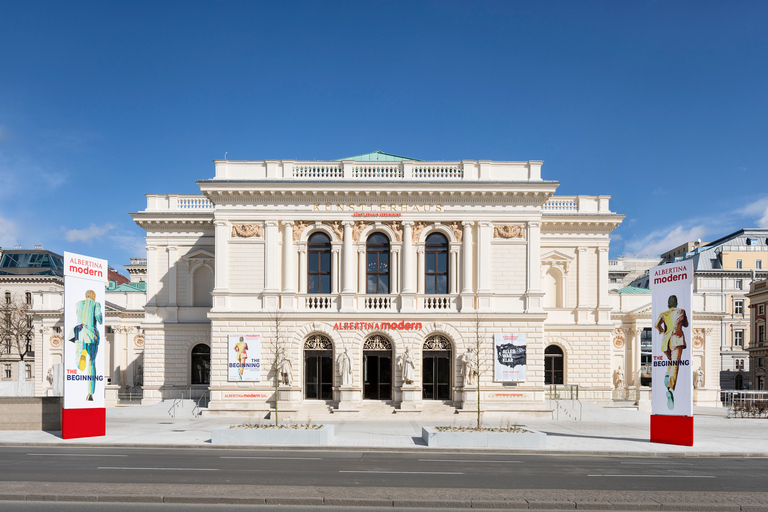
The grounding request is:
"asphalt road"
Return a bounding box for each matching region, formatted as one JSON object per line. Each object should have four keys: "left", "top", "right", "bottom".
{"left": 1, "top": 446, "right": 767, "bottom": 493}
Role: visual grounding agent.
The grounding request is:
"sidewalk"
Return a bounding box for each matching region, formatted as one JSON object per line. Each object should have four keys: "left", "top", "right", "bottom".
{"left": 2, "top": 401, "right": 767, "bottom": 455}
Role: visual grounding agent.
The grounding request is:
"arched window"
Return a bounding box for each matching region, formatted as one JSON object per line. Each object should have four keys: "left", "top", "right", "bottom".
{"left": 544, "top": 345, "right": 564, "bottom": 385}
{"left": 423, "top": 335, "right": 451, "bottom": 400}
{"left": 366, "top": 233, "right": 390, "bottom": 294}
{"left": 307, "top": 232, "right": 331, "bottom": 294}
{"left": 735, "top": 373, "right": 744, "bottom": 390}
{"left": 191, "top": 344, "right": 210, "bottom": 385}
{"left": 425, "top": 233, "right": 449, "bottom": 294}
{"left": 193, "top": 266, "right": 214, "bottom": 307}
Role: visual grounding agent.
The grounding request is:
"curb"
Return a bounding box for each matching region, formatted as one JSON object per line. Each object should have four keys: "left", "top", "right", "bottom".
{"left": 1, "top": 441, "right": 768, "bottom": 458}
{"left": 0, "top": 495, "right": 766, "bottom": 510}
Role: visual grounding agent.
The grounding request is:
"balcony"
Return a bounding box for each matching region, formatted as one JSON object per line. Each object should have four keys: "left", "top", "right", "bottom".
{"left": 294, "top": 294, "right": 460, "bottom": 313}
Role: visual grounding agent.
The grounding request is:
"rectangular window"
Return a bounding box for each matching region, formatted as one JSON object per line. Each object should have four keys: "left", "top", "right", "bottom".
{"left": 759, "top": 304, "right": 765, "bottom": 316}
{"left": 734, "top": 330, "right": 744, "bottom": 348}
{"left": 736, "top": 259, "right": 743, "bottom": 269}
{"left": 3, "top": 364, "right": 10, "bottom": 379}
{"left": 734, "top": 299, "right": 744, "bottom": 315}
{"left": 759, "top": 325, "right": 765, "bottom": 343}
{"left": 758, "top": 259, "right": 763, "bottom": 270}
{"left": 25, "top": 364, "right": 31, "bottom": 379}
{"left": 25, "top": 292, "right": 31, "bottom": 305}
{"left": 736, "top": 279, "right": 743, "bottom": 290}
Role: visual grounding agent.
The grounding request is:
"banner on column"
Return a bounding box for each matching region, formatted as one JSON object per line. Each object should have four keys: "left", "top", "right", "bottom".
{"left": 228, "top": 334, "right": 261, "bottom": 381}
{"left": 493, "top": 333, "right": 527, "bottom": 382}
{"left": 650, "top": 260, "right": 693, "bottom": 417}
{"left": 63, "top": 251, "right": 107, "bottom": 439}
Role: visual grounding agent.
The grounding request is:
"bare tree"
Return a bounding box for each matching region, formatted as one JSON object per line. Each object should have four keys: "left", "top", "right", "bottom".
{"left": 270, "top": 309, "right": 289, "bottom": 425}
{"left": 0, "top": 293, "right": 34, "bottom": 362}
{"left": 473, "top": 311, "right": 484, "bottom": 430}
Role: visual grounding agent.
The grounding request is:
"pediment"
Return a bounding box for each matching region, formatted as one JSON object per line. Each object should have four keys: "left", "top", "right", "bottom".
{"left": 182, "top": 249, "right": 215, "bottom": 271}
{"left": 541, "top": 250, "right": 574, "bottom": 274}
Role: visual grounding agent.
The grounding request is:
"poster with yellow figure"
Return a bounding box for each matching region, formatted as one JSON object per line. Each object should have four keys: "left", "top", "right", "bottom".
{"left": 228, "top": 333, "right": 261, "bottom": 381}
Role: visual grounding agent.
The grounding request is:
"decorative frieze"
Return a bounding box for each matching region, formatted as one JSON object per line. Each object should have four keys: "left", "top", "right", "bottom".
{"left": 412, "top": 221, "right": 428, "bottom": 241}
{"left": 50, "top": 334, "right": 62, "bottom": 348}
{"left": 447, "top": 221, "right": 463, "bottom": 242}
{"left": 231, "top": 224, "right": 262, "bottom": 238}
{"left": 363, "top": 335, "right": 392, "bottom": 350}
{"left": 352, "top": 221, "right": 371, "bottom": 241}
{"left": 423, "top": 335, "right": 451, "bottom": 351}
{"left": 134, "top": 334, "right": 145, "bottom": 348}
{"left": 292, "top": 221, "right": 312, "bottom": 240}
{"left": 325, "top": 221, "right": 344, "bottom": 241}
{"left": 612, "top": 328, "right": 625, "bottom": 349}
{"left": 385, "top": 221, "right": 403, "bottom": 242}
{"left": 693, "top": 328, "right": 705, "bottom": 349}
{"left": 494, "top": 224, "right": 525, "bottom": 239}
{"left": 304, "top": 334, "right": 333, "bottom": 350}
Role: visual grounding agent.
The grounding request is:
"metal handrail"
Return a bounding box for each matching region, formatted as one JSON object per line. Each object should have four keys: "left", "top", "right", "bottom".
{"left": 192, "top": 389, "right": 210, "bottom": 417}
{"left": 168, "top": 386, "right": 192, "bottom": 417}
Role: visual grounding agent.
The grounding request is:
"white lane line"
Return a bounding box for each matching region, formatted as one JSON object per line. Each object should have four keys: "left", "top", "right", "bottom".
{"left": 589, "top": 474, "right": 715, "bottom": 478}
{"left": 27, "top": 454, "right": 127, "bottom": 457}
{"left": 340, "top": 470, "right": 463, "bottom": 475}
{"left": 620, "top": 462, "right": 692, "bottom": 465}
{"left": 221, "top": 456, "right": 321, "bottom": 460}
{"left": 99, "top": 467, "right": 218, "bottom": 471}
{"left": 418, "top": 459, "right": 521, "bottom": 463}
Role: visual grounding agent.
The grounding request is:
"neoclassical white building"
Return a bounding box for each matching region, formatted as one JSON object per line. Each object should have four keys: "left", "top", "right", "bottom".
{"left": 132, "top": 151, "right": 630, "bottom": 416}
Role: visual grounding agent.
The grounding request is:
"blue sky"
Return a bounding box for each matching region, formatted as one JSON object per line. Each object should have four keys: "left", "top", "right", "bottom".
{"left": 1, "top": 1, "right": 767, "bottom": 274}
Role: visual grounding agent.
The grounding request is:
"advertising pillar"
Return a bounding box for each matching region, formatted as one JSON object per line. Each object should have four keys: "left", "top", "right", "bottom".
{"left": 63, "top": 252, "right": 107, "bottom": 439}
{"left": 649, "top": 260, "right": 694, "bottom": 446}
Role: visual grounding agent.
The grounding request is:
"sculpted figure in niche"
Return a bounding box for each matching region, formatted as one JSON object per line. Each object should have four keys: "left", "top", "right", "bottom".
{"left": 398, "top": 346, "right": 416, "bottom": 385}
{"left": 614, "top": 366, "right": 625, "bottom": 389}
{"left": 460, "top": 348, "right": 479, "bottom": 387}
{"left": 276, "top": 347, "right": 293, "bottom": 386}
{"left": 695, "top": 368, "right": 704, "bottom": 389}
{"left": 337, "top": 347, "right": 353, "bottom": 386}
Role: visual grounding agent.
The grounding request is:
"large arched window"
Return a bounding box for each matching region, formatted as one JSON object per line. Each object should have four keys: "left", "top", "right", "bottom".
{"left": 307, "top": 232, "right": 331, "bottom": 294}
{"left": 193, "top": 266, "right": 214, "bottom": 307}
{"left": 366, "top": 233, "right": 390, "bottom": 294}
{"left": 425, "top": 233, "right": 449, "bottom": 294}
{"left": 544, "top": 345, "right": 564, "bottom": 385}
{"left": 191, "top": 344, "right": 210, "bottom": 385}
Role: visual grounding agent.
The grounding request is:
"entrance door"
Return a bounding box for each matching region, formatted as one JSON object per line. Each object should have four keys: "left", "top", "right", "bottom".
{"left": 423, "top": 351, "right": 451, "bottom": 400}
{"left": 363, "top": 352, "right": 392, "bottom": 400}
{"left": 304, "top": 351, "right": 333, "bottom": 400}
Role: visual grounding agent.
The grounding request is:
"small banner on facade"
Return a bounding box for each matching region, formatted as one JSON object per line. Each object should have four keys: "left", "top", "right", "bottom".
{"left": 227, "top": 333, "right": 261, "bottom": 381}
{"left": 493, "top": 333, "right": 527, "bottom": 382}
{"left": 650, "top": 260, "right": 693, "bottom": 417}
{"left": 63, "top": 251, "right": 107, "bottom": 439}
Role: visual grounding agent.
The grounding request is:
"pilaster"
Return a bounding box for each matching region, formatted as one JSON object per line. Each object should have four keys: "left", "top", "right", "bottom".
{"left": 166, "top": 246, "right": 178, "bottom": 322}
{"left": 263, "top": 220, "right": 280, "bottom": 310}
{"left": 525, "top": 220, "right": 544, "bottom": 313}
{"left": 460, "top": 221, "right": 475, "bottom": 312}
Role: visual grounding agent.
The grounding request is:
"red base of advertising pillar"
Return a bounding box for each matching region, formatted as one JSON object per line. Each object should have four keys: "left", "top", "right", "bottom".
{"left": 650, "top": 414, "right": 693, "bottom": 446}
{"left": 62, "top": 408, "right": 106, "bottom": 439}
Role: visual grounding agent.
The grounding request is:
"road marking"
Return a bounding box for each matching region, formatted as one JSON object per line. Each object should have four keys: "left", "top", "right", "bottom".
{"left": 589, "top": 474, "right": 715, "bottom": 478}
{"left": 340, "top": 470, "right": 464, "bottom": 475}
{"left": 221, "top": 456, "right": 322, "bottom": 460}
{"left": 27, "top": 454, "right": 127, "bottom": 457}
{"left": 620, "top": 462, "right": 692, "bottom": 465}
{"left": 99, "top": 467, "right": 218, "bottom": 471}
{"left": 418, "top": 459, "right": 521, "bottom": 463}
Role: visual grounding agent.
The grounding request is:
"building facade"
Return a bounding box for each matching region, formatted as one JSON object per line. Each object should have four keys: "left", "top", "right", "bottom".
{"left": 132, "top": 152, "right": 638, "bottom": 416}
{"left": 634, "top": 230, "right": 768, "bottom": 390}
{"left": 747, "top": 279, "right": 767, "bottom": 391}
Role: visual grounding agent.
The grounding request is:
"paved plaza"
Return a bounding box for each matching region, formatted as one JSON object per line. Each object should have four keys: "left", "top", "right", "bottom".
{"left": 2, "top": 401, "right": 767, "bottom": 455}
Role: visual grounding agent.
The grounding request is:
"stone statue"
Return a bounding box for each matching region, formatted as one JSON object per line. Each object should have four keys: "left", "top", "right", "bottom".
{"left": 460, "top": 348, "right": 479, "bottom": 387}
{"left": 398, "top": 346, "right": 416, "bottom": 385}
{"left": 614, "top": 366, "right": 625, "bottom": 389}
{"left": 276, "top": 347, "right": 293, "bottom": 386}
{"left": 337, "top": 347, "right": 353, "bottom": 386}
{"left": 695, "top": 368, "right": 705, "bottom": 389}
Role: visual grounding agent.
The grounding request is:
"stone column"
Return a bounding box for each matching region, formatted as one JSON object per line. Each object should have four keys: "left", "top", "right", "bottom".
{"left": 280, "top": 221, "right": 295, "bottom": 311}
{"left": 449, "top": 247, "right": 459, "bottom": 295}
{"left": 400, "top": 221, "right": 416, "bottom": 312}
{"left": 341, "top": 222, "right": 355, "bottom": 293}
{"left": 213, "top": 219, "right": 229, "bottom": 292}
{"left": 167, "top": 246, "right": 178, "bottom": 322}
{"left": 358, "top": 247, "right": 367, "bottom": 294}
{"left": 390, "top": 248, "right": 399, "bottom": 295}
{"left": 576, "top": 246, "right": 589, "bottom": 323}
{"left": 298, "top": 246, "right": 307, "bottom": 294}
{"left": 401, "top": 222, "right": 414, "bottom": 292}
{"left": 477, "top": 222, "right": 492, "bottom": 311}
{"left": 331, "top": 246, "right": 340, "bottom": 294}
{"left": 146, "top": 246, "right": 158, "bottom": 307}
{"left": 263, "top": 221, "right": 280, "bottom": 310}
{"left": 460, "top": 221, "right": 474, "bottom": 312}
{"left": 597, "top": 246, "right": 611, "bottom": 323}
{"left": 525, "top": 220, "right": 543, "bottom": 313}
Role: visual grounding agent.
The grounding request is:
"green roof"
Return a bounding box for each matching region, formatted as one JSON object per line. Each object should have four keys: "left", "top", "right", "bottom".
{"left": 615, "top": 285, "right": 651, "bottom": 294}
{"left": 106, "top": 281, "right": 147, "bottom": 292}
{"left": 335, "top": 150, "right": 421, "bottom": 162}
